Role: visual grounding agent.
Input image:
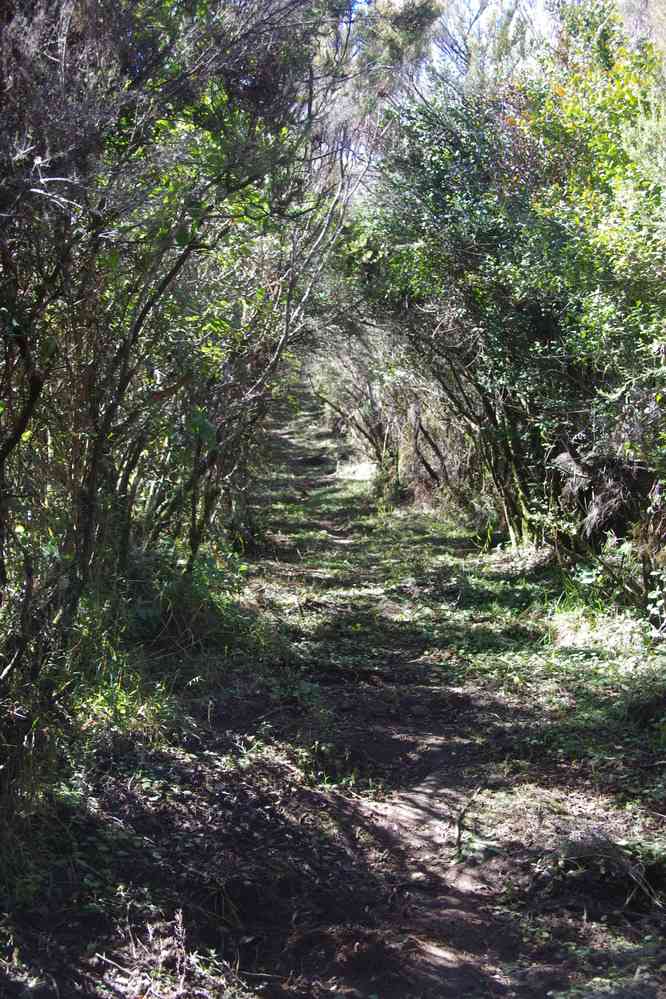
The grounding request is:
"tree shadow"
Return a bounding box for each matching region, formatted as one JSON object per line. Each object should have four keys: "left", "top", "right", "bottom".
{"left": 1, "top": 737, "right": 542, "bottom": 999}
{"left": 4, "top": 403, "right": 665, "bottom": 997}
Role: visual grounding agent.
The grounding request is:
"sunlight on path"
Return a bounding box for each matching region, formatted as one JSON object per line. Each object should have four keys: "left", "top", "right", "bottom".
{"left": 246, "top": 399, "right": 666, "bottom": 999}
{"left": 7, "top": 399, "right": 662, "bottom": 999}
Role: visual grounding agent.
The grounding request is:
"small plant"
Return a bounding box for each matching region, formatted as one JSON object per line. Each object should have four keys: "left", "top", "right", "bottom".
{"left": 474, "top": 519, "right": 499, "bottom": 553}
{"left": 532, "top": 832, "right": 665, "bottom": 910}
{"left": 128, "top": 540, "right": 248, "bottom": 646}
{"left": 646, "top": 566, "right": 666, "bottom": 639}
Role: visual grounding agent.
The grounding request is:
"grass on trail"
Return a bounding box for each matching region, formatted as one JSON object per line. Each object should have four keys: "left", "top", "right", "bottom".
{"left": 2, "top": 402, "right": 666, "bottom": 998}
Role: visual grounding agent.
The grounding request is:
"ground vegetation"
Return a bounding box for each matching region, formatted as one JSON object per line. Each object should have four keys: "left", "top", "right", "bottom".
{"left": 2, "top": 0, "right": 666, "bottom": 996}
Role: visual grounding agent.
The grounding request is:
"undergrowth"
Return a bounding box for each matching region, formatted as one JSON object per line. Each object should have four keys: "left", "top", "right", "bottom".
{"left": 0, "top": 540, "right": 288, "bottom": 908}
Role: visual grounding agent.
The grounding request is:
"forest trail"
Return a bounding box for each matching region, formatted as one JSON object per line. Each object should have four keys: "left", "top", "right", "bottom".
{"left": 233, "top": 400, "right": 666, "bottom": 998}
{"left": 3, "top": 400, "right": 666, "bottom": 998}
{"left": 246, "top": 406, "right": 529, "bottom": 998}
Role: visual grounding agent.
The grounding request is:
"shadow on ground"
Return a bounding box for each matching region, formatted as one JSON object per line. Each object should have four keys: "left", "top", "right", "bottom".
{"left": 2, "top": 400, "right": 666, "bottom": 998}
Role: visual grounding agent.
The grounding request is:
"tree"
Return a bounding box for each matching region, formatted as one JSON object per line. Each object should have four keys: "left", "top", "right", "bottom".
{"left": 336, "top": 0, "right": 666, "bottom": 552}
{"left": 0, "top": 0, "right": 365, "bottom": 806}
{"left": 431, "top": 0, "right": 546, "bottom": 91}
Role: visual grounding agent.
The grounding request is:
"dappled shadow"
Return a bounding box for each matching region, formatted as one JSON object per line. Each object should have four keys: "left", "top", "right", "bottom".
{"left": 1, "top": 740, "right": 546, "bottom": 999}
{"left": 302, "top": 601, "right": 546, "bottom": 658}
{"left": 250, "top": 402, "right": 666, "bottom": 803}
{"left": 4, "top": 399, "right": 666, "bottom": 997}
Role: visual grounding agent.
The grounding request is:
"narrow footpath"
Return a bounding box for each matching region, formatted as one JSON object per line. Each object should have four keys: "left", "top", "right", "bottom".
{"left": 235, "top": 404, "right": 666, "bottom": 999}
{"left": 2, "top": 401, "right": 665, "bottom": 999}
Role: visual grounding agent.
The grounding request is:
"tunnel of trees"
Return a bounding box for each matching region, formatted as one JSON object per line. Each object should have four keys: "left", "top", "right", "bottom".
{"left": 2, "top": 0, "right": 666, "bottom": 991}
{"left": 2, "top": 0, "right": 666, "bottom": 809}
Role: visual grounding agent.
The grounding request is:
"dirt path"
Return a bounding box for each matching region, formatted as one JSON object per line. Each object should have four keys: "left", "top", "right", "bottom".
{"left": 248, "top": 414, "right": 666, "bottom": 999}
{"left": 2, "top": 401, "right": 665, "bottom": 998}
{"left": 235, "top": 405, "right": 666, "bottom": 998}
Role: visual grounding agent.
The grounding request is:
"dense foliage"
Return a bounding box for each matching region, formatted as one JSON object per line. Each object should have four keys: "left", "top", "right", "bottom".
{"left": 2, "top": 0, "right": 666, "bottom": 819}
{"left": 0, "top": 0, "right": 383, "bottom": 807}
{"left": 329, "top": 0, "right": 666, "bottom": 607}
